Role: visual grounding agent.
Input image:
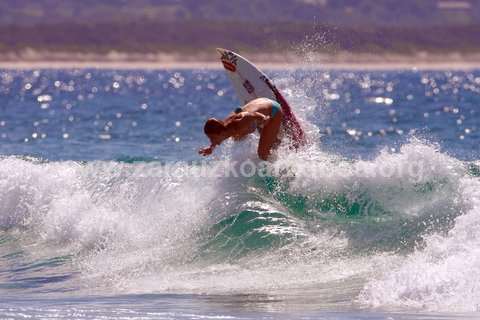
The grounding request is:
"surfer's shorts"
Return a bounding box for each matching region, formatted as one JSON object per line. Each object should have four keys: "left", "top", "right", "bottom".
{"left": 270, "top": 100, "right": 281, "bottom": 118}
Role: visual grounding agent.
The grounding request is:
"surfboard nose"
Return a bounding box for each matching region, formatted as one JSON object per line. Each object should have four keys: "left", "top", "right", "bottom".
{"left": 216, "top": 48, "right": 226, "bottom": 56}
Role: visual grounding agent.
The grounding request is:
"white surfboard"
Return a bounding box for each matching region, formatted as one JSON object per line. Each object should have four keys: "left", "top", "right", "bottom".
{"left": 217, "top": 48, "right": 306, "bottom": 147}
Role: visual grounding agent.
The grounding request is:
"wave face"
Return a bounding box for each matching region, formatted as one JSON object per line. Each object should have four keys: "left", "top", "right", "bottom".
{"left": 1, "top": 68, "right": 480, "bottom": 313}
{"left": 1, "top": 141, "right": 479, "bottom": 310}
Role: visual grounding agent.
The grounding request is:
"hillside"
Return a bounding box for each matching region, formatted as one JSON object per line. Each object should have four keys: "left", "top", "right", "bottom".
{"left": 1, "top": 0, "right": 478, "bottom": 27}
{"left": 0, "top": 0, "right": 479, "bottom": 60}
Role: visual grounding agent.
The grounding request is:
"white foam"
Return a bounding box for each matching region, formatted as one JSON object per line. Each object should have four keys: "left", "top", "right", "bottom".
{"left": 0, "top": 157, "right": 221, "bottom": 288}
{"left": 359, "top": 175, "right": 480, "bottom": 312}
{"left": 272, "top": 139, "right": 464, "bottom": 219}
{"left": 0, "top": 137, "right": 477, "bottom": 308}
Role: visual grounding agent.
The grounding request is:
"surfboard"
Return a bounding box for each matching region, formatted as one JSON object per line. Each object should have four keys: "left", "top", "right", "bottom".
{"left": 216, "top": 48, "right": 306, "bottom": 148}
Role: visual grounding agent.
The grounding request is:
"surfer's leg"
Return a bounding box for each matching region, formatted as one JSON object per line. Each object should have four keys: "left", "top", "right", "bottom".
{"left": 258, "top": 112, "right": 282, "bottom": 160}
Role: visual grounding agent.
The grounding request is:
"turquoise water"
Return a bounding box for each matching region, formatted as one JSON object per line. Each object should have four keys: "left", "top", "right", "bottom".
{"left": 0, "top": 68, "right": 479, "bottom": 319}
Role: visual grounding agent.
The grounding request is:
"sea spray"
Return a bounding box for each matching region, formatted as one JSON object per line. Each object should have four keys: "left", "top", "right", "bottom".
{"left": 359, "top": 174, "right": 480, "bottom": 312}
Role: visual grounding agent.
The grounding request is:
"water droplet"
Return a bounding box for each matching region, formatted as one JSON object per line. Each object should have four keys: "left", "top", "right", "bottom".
{"left": 99, "top": 133, "right": 111, "bottom": 140}
{"left": 327, "top": 93, "right": 340, "bottom": 100}
{"left": 37, "top": 94, "right": 52, "bottom": 103}
{"left": 346, "top": 129, "right": 357, "bottom": 136}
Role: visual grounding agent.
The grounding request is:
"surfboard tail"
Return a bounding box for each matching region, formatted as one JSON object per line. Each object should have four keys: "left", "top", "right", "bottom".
{"left": 276, "top": 96, "right": 306, "bottom": 148}
{"left": 262, "top": 76, "right": 306, "bottom": 147}
{"left": 283, "top": 117, "right": 306, "bottom": 149}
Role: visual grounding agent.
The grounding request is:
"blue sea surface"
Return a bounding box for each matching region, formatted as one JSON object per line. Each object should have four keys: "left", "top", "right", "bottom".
{"left": 0, "top": 69, "right": 478, "bottom": 161}
{"left": 0, "top": 67, "right": 479, "bottom": 319}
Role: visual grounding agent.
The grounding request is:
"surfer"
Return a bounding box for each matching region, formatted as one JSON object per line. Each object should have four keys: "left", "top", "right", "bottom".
{"left": 199, "top": 97, "right": 282, "bottom": 160}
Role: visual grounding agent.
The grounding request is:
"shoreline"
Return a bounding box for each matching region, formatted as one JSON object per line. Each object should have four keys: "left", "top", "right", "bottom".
{"left": 1, "top": 60, "right": 480, "bottom": 70}
{"left": 1, "top": 51, "right": 480, "bottom": 70}
{"left": 0, "top": 61, "right": 480, "bottom": 70}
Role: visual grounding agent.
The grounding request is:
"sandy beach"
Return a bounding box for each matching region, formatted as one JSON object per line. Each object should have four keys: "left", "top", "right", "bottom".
{"left": 2, "top": 61, "right": 480, "bottom": 71}
{"left": 1, "top": 50, "right": 480, "bottom": 70}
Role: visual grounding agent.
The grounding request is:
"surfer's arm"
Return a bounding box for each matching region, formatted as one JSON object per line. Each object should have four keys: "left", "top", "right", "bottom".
{"left": 230, "top": 112, "right": 269, "bottom": 123}
{"left": 250, "top": 112, "right": 270, "bottom": 123}
{"left": 235, "top": 112, "right": 270, "bottom": 127}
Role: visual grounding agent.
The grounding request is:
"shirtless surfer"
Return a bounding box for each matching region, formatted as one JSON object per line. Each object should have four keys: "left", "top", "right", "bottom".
{"left": 199, "top": 97, "right": 282, "bottom": 160}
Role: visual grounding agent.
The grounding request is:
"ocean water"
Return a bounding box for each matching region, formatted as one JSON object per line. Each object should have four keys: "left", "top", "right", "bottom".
{"left": 0, "top": 67, "right": 479, "bottom": 319}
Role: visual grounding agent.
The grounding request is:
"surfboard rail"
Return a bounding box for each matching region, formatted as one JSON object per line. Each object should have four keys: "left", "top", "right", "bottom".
{"left": 217, "top": 48, "right": 306, "bottom": 148}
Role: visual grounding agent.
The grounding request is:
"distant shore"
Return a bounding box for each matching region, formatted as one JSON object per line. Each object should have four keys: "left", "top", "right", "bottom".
{"left": 1, "top": 50, "right": 480, "bottom": 70}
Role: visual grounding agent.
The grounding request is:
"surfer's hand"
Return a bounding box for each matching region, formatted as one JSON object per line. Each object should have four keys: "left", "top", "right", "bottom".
{"left": 199, "top": 145, "right": 214, "bottom": 156}
{"left": 251, "top": 112, "right": 269, "bottom": 124}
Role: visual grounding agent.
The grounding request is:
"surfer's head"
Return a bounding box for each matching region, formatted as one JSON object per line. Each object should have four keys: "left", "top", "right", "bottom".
{"left": 204, "top": 118, "right": 227, "bottom": 145}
